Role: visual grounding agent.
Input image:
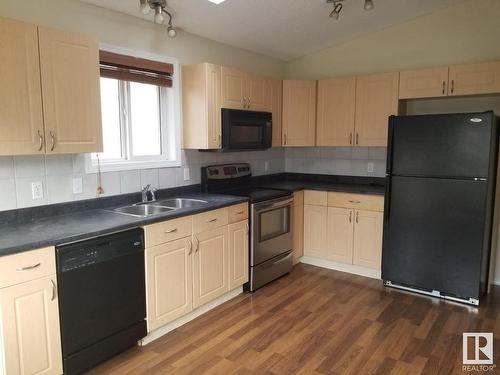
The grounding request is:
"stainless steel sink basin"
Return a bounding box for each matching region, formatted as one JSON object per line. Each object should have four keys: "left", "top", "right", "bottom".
{"left": 112, "top": 204, "right": 175, "bottom": 218}
{"left": 148, "top": 198, "right": 208, "bottom": 209}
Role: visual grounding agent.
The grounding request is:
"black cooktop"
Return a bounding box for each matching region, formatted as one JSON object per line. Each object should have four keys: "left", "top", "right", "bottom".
{"left": 222, "top": 187, "right": 291, "bottom": 203}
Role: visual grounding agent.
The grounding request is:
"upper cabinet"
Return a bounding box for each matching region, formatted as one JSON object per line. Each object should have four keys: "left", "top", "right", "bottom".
{"left": 221, "top": 67, "right": 266, "bottom": 111}
{"left": 282, "top": 80, "right": 317, "bottom": 147}
{"left": 355, "top": 72, "right": 399, "bottom": 147}
{"left": 264, "top": 78, "right": 283, "bottom": 147}
{"left": 0, "top": 17, "right": 103, "bottom": 156}
{"left": 448, "top": 61, "right": 500, "bottom": 96}
{"left": 316, "top": 77, "right": 356, "bottom": 147}
{"left": 399, "top": 67, "right": 449, "bottom": 99}
{"left": 0, "top": 18, "right": 45, "bottom": 156}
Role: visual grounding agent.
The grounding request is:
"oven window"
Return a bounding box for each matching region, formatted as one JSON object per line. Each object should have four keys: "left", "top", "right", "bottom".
{"left": 259, "top": 206, "right": 291, "bottom": 242}
{"left": 230, "top": 123, "right": 263, "bottom": 146}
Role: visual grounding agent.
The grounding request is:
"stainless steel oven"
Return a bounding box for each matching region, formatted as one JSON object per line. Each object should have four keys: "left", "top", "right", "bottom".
{"left": 221, "top": 109, "right": 272, "bottom": 151}
{"left": 249, "top": 195, "right": 293, "bottom": 291}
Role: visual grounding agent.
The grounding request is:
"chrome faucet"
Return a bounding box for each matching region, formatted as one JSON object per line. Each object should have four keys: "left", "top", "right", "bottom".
{"left": 141, "top": 185, "right": 157, "bottom": 202}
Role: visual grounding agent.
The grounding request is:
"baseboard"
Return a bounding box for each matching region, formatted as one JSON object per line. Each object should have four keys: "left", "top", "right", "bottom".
{"left": 140, "top": 287, "right": 243, "bottom": 346}
{"left": 300, "top": 256, "right": 381, "bottom": 279}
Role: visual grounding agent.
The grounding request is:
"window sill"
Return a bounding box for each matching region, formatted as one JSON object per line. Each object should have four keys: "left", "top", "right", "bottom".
{"left": 85, "top": 156, "right": 181, "bottom": 173}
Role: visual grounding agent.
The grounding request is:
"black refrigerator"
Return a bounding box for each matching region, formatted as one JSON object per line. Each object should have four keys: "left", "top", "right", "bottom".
{"left": 382, "top": 111, "right": 499, "bottom": 305}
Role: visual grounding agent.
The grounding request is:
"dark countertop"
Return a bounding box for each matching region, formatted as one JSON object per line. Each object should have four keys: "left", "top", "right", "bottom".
{"left": 258, "top": 180, "right": 385, "bottom": 195}
{"left": 0, "top": 193, "right": 247, "bottom": 257}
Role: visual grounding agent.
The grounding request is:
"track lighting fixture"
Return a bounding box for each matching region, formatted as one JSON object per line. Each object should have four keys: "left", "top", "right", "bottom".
{"left": 327, "top": 0, "right": 375, "bottom": 20}
{"left": 138, "top": 0, "right": 177, "bottom": 38}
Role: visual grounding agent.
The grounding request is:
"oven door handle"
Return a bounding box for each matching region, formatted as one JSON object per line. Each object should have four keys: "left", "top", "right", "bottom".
{"left": 254, "top": 197, "right": 293, "bottom": 212}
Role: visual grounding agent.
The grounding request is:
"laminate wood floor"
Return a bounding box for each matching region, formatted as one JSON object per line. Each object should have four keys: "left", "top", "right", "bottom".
{"left": 86, "top": 264, "right": 500, "bottom": 374}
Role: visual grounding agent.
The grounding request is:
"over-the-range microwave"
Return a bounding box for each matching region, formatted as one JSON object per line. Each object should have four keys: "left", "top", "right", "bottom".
{"left": 217, "top": 108, "right": 272, "bottom": 151}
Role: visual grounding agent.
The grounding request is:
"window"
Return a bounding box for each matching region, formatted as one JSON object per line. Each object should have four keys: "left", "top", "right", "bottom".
{"left": 86, "top": 46, "right": 180, "bottom": 172}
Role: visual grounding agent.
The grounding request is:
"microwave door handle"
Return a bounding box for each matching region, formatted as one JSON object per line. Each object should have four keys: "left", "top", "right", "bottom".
{"left": 254, "top": 198, "right": 293, "bottom": 211}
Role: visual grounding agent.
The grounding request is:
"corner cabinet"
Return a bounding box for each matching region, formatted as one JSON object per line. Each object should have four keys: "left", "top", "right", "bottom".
{"left": 0, "top": 247, "right": 63, "bottom": 375}
{"left": 0, "top": 16, "right": 102, "bottom": 156}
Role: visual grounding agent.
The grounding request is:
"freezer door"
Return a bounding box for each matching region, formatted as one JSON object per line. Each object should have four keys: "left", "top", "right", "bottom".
{"left": 387, "top": 112, "right": 493, "bottom": 178}
{"left": 382, "top": 176, "right": 487, "bottom": 300}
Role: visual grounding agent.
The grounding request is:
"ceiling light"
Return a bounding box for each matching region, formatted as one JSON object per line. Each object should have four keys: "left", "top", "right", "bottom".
{"left": 138, "top": 0, "right": 178, "bottom": 38}
{"left": 207, "top": 0, "right": 226, "bottom": 4}
{"left": 364, "top": 0, "right": 374, "bottom": 11}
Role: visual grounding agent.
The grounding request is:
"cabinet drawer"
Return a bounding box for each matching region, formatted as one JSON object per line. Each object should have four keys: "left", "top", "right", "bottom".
{"left": 144, "top": 216, "right": 193, "bottom": 248}
{"left": 193, "top": 208, "right": 229, "bottom": 234}
{"left": 328, "top": 192, "right": 384, "bottom": 211}
{"left": 293, "top": 191, "right": 304, "bottom": 206}
{"left": 228, "top": 203, "right": 248, "bottom": 224}
{"left": 0, "top": 247, "right": 56, "bottom": 289}
{"left": 304, "top": 190, "right": 327, "bottom": 206}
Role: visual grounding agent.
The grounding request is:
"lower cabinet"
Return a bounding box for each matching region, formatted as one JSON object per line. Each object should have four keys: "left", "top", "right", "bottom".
{"left": 327, "top": 207, "right": 354, "bottom": 264}
{"left": 193, "top": 226, "right": 229, "bottom": 309}
{"left": 228, "top": 220, "right": 249, "bottom": 289}
{"left": 1, "top": 275, "right": 62, "bottom": 375}
{"left": 352, "top": 210, "right": 383, "bottom": 269}
{"left": 146, "top": 237, "right": 193, "bottom": 332}
{"left": 303, "top": 204, "right": 328, "bottom": 259}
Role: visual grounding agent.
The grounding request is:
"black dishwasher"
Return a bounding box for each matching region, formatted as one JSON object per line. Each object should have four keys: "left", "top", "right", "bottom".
{"left": 56, "top": 228, "right": 147, "bottom": 375}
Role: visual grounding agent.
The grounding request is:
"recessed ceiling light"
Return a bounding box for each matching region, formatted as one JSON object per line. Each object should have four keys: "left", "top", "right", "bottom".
{"left": 207, "top": 0, "right": 226, "bottom": 4}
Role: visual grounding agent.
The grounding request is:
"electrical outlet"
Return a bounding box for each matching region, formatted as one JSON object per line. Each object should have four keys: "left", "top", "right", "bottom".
{"left": 31, "top": 181, "right": 43, "bottom": 200}
{"left": 367, "top": 162, "right": 374, "bottom": 173}
{"left": 73, "top": 177, "right": 83, "bottom": 194}
{"left": 183, "top": 167, "right": 190, "bottom": 181}
{"left": 264, "top": 161, "right": 269, "bottom": 172}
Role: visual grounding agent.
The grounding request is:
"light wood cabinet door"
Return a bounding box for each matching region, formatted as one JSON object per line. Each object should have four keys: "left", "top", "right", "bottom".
{"left": 265, "top": 78, "right": 283, "bottom": 147}
{"left": 353, "top": 210, "right": 383, "bottom": 270}
{"left": 38, "top": 27, "right": 102, "bottom": 154}
{"left": 221, "top": 66, "right": 247, "bottom": 110}
{"left": 326, "top": 207, "right": 354, "bottom": 264}
{"left": 246, "top": 74, "right": 266, "bottom": 111}
{"left": 316, "top": 77, "right": 356, "bottom": 146}
{"left": 228, "top": 221, "right": 249, "bottom": 290}
{"left": 303, "top": 204, "right": 327, "bottom": 259}
{"left": 0, "top": 17, "right": 45, "bottom": 156}
{"left": 399, "top": 67, "right": 449, "bottom": 99}
{"left": 282, "top": 80, "right": 317, "bottom": 147}
{"left": 355, "top": 72, "right": 399, "bottom": 147}
{"left": 449, "top": 61, "right": 500, "bottom": 96}
{"left": 145, "top": 238, "right": 193, "bottom": 331}
{"left": 1, "top": 276, "right": 62, "bottom": 375}
{"left": 292, "top": 202, "right": 304, "bottom": 264}
{"left": 193, "top": 226, "right": 229, "bottom": 308}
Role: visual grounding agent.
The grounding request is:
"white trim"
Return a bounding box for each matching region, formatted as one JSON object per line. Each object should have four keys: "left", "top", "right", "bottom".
{"left": 300, "top": 256, "right": 381, "bottom": 279}
{"left": 140, "top": 287, "right": 243, "bottom": 346}
{"left": 85, "top": 43, "right": 182, "bottom": 174}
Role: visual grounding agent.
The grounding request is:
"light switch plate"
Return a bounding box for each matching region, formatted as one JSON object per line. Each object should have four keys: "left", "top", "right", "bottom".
{"left": 367, "top": 162, "right": 374, "bottom": 173}
{"left": 73, "top": 177, "right": 83, "bottom": 194}
{"left": 183, "top": 167, "right": 190, "bottom": 181}
{"left": 31, "top": 181, "right": 43, "bottom": 200}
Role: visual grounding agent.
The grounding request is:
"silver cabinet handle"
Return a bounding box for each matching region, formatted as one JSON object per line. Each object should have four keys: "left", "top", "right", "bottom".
{"left": 246, "top": 222, "right": 249, "bottom": 235}
{"left": 17, "top": 262, "right": 41, "bottom": 271}
{"left": 355, "top": 133, "right": 359, "bottom": 145}
{"left": 187, "top": 239, "right": 193, "bottom": 255}
{"left": 247, "top": 97, "right": 251, "bottom": 108}
{"left": 37, "top": 130, "right": 44, "bottom": 151}
{"left": 349, "top": 211, "right": 352, "bottom": 223}
{"left": 208, "top": 218, "right": 218, "bottom": 223}
{"left": 241, "top": 98, "right": 245, "bottom": 108}
{"left": 451, "top": 79, "right": 455, "bottom": 94}
{"left": 165, "top": 228, "right": 178, "bottom": 234}
{"left": 349, "top": 133, "right": 353, "bottom": 145}
{"left": 355, "top": 211, "right": 359, "bottom": 224}
{"left": 49, "top": 131, "right": 56, "bottom": 151}
{"left": 193, "top": 235, "right": 200, "bottom": 252}
{"left": 348, "top": 200, "right": 361, "bottom": 204}
{"left": 236, "top": 211, "right": 245, "bottom": 215}
{"left": 283, "top": 133, "right": 287, "bottom": 145}
{"left": 50, "top": 279, "right": 57, "bottom": 301}
{"left": 442, "top": 81, "right": 446, "bottom": 95}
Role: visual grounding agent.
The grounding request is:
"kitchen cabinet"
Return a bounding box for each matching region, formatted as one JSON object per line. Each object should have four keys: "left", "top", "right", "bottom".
{"left": 221, "top": 67, "right": 266, "bottom": 111}
{"left": 448, "top": 61, "right": 500, "bottom": 96}
{"left": 0, "top": 17, "right": 44, "bottom": 156}
{"left": 292, "top": 191, "right": 304, "bottom": 264}
{"left": 355, "top": 72, "right": 399, "bottom": 147}
{"left": 193, "top": 226, "right": 229, "bottom": 308}
{"left": 228, "top": 220, "right": 249, "bottom": 289}
{"left": 0, "top": 247, "right": 62, "bottom": 375}
{"left": 399, "top": 67, "right": 449, "bottom": 99}
{"left": 182, "top": 63, "right": 222, "bottom": 149}
{"left": 282, "top": 80, "right": 317, "bottom": 146}
{"left": 352, "top": 209, "right": 383, "bottom": 269}
{"left": 38, "top": 27, "right": 102, "bottom": 154}
{"left": 246, "top": 73, "right": 267, "bottom": 111}
{"left": 145, "top": 237, "right": 193, "bottom": 331}
{"left": 316, "top": 77, "right": 356, "bottom": 146}
{"left": 0, "top": 17, "right": 102, "bottom": 156}
{"left": 265, "top": 78, "right": 283, "bottom": 147}
{"left": 327, "top": 207, "right": 354, "bottom": 264}
{"left": 303, "top": 204, "right": 328, "bottom": 259}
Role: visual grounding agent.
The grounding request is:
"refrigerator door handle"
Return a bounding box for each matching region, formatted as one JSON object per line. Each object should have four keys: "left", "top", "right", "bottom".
{"left": 386, "top": 116, "right": 395, "bottom": 175}
{"left": 384, "top": 177, "right": 392, "bottom": 223}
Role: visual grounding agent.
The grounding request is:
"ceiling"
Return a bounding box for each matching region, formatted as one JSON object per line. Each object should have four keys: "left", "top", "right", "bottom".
{"left": 81, "top": 0, "right": 465, "bottom": 61}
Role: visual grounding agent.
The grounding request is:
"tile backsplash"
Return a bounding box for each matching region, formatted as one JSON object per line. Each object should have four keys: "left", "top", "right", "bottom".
{"left": 285, "top": 147, "right": 386, "bottom": 177}
{"left": 0, "top": 149, "right": 285, "bottom": 211}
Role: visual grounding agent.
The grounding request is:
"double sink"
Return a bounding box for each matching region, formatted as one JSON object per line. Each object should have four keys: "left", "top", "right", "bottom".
{"left": 111, "top": 198, "right": 209, "bottom": 218}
